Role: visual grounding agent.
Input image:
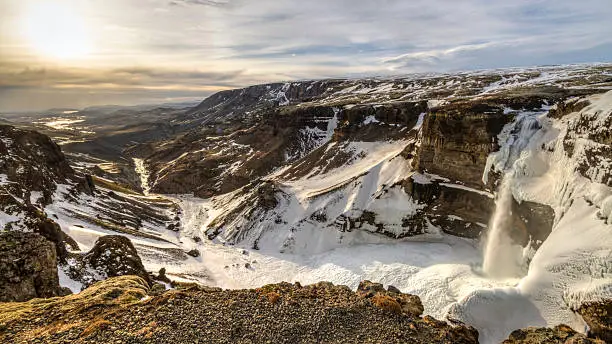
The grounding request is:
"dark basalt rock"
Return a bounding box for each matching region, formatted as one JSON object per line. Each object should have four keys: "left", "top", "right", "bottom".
{"left": 416, "top": 102, "right": 511, "bottom": 190}
{"left": 549, "top": 98, "right": 591, "bottom": 119}
{"left": 387, "top": 285, "right": 402, "bottom": 294}
{"left": 35, "top": 217, "right": 76, "bottom": 263}
{"left": 155, "top": 267, "right": 172, "bottom": 284}
{"left": 577, "top": 301, "right": 612, "bottom": 343}
{"left": 401, "top": 175, "right": 555, "bottom": 244}
{"left": 84, "top": 235, "right": 151, "bottom": 286}
{"left": 356, "top": 280, "right": 386, "bottom": 298}
{"left": 256, "top": 182, "right": 279, "bottom": 210}
{"left": 338, "top": 101, "right": 427, "bottom": 141}
{"left": 0, "top": 125, "right": 74, "bottom": 204}
{"left": 503, "top": 324, "right": 604, "bottom": 344}
{"left": 0, "top": 124, "right": 80, "bottom": 259}
{"left": 75, "top": 174, "right": 96, "bottom": 196}
{"left": 0, "top": 231, "right": 68, "bottom": 302}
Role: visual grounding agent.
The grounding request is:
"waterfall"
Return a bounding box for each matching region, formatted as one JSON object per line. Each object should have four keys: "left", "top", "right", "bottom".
{"left": 482, "top": 111, "right": 543, "bottom": 278}
{"left": 482, "top": 176, "right": 524, "bottom": 278}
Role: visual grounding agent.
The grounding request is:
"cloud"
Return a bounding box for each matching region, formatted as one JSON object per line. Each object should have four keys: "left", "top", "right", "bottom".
{"left": 168, "top": 0, "right": 231, "bottom": 7}
{"left": 382, "top": 43, "right": 500, "bottom": 67}
{"left": 0, "top": 0, "right": 611, "bottom": 110}
{"left": 0, "top": 62, "right": 247, "bottom": 90}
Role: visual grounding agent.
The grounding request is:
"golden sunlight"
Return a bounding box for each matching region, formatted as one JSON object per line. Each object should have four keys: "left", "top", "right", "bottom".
{"left": 21, "top": 1, "right": 93, "bottom": 60}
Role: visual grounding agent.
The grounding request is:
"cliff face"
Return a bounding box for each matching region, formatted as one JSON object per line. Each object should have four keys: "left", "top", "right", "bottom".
{"left": 416, "top": 103, "right": 509, "bottom": 190}
{"left": 0, "top": 125, "right": 73, "bottom": 205}
{"left": 0, "top": 232, "right": 68, "bottom": 302}
{"left": 0, "top": 125, "right": 80, "bottom": 260}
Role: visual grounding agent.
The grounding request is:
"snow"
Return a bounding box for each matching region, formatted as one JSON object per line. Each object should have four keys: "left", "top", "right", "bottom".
{"left": 44, "top": 118, "right": 85, "bottom": 130}
{"left": 162, "top": 212, "right": 512, "bottom": 320}
{"left": 413, "top": 112, "right": 427, "bottom": 130}
{"left": 366, "top": 187, "right": 425, "bottom": 230}
{"left": 362, "top": 115, "right": 380, "bottom": 125}
{"left": 58, "top": 263, "right": 84, "bottom": 293}
{"left": 440, "top": 183, "right": 494, "bottom": 198}
{"left": 0, "top": 211, "right": 21, "bottom": 228}
{"left": 30, "top": 191, "right": 43, "bottom": 204}
{"left": 133, "top": 158, "right": 151, "bottom": 195}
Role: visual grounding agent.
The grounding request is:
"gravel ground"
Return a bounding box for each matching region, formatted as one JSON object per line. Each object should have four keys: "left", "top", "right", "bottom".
{"left": 0, "top": 276, "right": 479, "bottom": 344}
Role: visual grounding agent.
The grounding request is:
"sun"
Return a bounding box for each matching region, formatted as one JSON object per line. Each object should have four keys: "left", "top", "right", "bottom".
{"left": 21, "top": 2, "right": 93, "bottom": 60}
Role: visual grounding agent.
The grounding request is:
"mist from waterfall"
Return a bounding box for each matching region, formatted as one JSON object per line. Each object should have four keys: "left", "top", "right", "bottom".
{"left": 482, "top": 176, "right": 524, "bottom": 278}
{"left": 482, "top": 111, "right": 544, "bottom": 278}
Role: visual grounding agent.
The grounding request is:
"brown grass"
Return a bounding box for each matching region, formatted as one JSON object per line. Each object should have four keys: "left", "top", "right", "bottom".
{"left": 0, "top": 276, "right": 149, "bottom": 342}
{"left": 92, "top": 176, "right": 140, "bottom": 195}
{"left": 371, "top": 294, "right": 402, "bottom": 314}
{"left": 266, "top": 292, "right": 281, "bottom": 304}
{"left": 80, "top": 318, "right": 112, "bottom": 338}
{"left": 149, "top": 290, "right": 188, "bottom": 306}
{"left": 22, "top": 321, "right": 81, "bottom": 340}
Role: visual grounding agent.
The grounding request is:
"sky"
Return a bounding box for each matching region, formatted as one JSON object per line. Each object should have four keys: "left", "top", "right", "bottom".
{"left": 0, "top": 0, "right": 611, "bottom": 111}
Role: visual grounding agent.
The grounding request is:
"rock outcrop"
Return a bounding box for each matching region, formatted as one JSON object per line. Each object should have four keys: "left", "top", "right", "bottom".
{"left": 577, "top": 301, "right": 612, "bottom": 343}
{"left": 0, "top": 124, "right": 77, "bottom": 260}
{"left": 0, "top": 125, "right": 73, "bottom": 205}
{"left": 66, "top": 235, "right": 151, "bottom": 288}
{"left": 0, "top": 231, "right": 68, "bottom": 302}
{"left": 416, "top": 101, "right": 510, "bottom": 189}
{"left": 85, "top": 235, "right": 151, "bottom": 285}
{"left": 356, "top": 280, "right": 425, "bottom": 317}
{"left": 0, "top": 277, "right": 479, "bottom": 344}
{"left": 502, "top": 324, "right": 604, "bottom": 344}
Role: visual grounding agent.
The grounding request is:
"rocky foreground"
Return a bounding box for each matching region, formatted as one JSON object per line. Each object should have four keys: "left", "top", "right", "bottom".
{"left": 1, "top": 276, "right": 480, "bottom": 344}
{"left": 1, "top": 275, "right": 609, "bottom": 344}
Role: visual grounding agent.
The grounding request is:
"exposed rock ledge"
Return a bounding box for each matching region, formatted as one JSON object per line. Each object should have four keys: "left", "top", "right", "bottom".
{"left": 0, "top": 232, "right": 70, "bottom": 302}
{"left": 0, "top": 276, "right": 478, "bottom": 344}
{"left": 503, "top": 324, "right": 605, "bottom": 344}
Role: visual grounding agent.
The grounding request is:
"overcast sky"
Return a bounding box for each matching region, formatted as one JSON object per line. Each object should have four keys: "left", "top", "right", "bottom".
{"left": 1, "top": 0, "right": 611, "bottom": 111}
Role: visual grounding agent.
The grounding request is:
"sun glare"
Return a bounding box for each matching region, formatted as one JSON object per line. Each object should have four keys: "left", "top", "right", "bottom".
{"left": 21, "top": 2, "right": 93, "bottom": 60}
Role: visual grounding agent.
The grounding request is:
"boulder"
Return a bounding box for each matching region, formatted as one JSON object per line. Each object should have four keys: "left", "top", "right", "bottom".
{"left": 356, "top": 280, "right": 386, "bottom": 298}
{"left": 577, "top": 301, "right": 612, "bottom": 343}
{"left": 35, "top": 216, "right": 78, "bottom": 263}
{"left": 85, "top": 235, "right": 151, "bottom": 286}
{"left": 503, "top": 324, "right": 604, "bottom": 344}
{"left": 0, "top": 231, "right": 68, "bottom": 302}
{"left": 357, "top": 280, "right": 424, "bottom": 317}
{"left": 155, "top": 267, "right": 171, "bottom": 284}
